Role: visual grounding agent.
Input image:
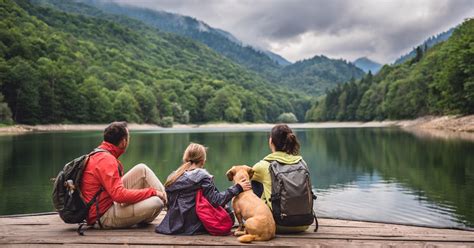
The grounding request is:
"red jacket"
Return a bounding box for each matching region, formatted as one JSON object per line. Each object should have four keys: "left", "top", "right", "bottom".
{"left": 81, "top": 141, "right": 156, "bottom": 224}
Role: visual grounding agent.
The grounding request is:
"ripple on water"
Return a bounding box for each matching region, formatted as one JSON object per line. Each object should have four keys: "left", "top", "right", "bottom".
{"left": 314, "top": 172, "right": 466, "bottom": 229}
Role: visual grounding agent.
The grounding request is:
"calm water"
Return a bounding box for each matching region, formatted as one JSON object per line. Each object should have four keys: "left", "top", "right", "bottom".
{"left": 0, "top": 128, "right": 473, "bottom": 229}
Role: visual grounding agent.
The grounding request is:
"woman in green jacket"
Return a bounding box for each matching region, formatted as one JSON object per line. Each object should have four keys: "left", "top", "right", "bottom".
{"left": 251, "top": 124, "right": 310, "bottom": 233}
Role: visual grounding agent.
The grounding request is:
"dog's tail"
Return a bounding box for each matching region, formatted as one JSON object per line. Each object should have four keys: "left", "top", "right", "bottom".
{"left": 238, "top": 234, "right": 257, "bottom": 243}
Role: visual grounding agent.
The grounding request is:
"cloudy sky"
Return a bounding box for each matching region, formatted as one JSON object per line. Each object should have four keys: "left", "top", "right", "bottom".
{"left": 111, "top": 0, "right": 473, "bottom": 64}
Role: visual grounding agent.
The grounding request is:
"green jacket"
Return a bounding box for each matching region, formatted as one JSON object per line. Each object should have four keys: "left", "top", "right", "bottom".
{"left": 252, "top": 151, "right": 309, "bottom": 233}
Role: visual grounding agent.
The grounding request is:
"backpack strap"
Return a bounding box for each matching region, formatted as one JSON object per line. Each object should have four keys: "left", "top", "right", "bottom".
{"left": 263, "top": 159, "right": 276, "bottom": 164}
{"left": 85, "top": 187, "right": 104, "bottom": 208}
{"left": 94, "top": 188, "right": 104, "bottom": 229}
{"left": 76, "top": 148, "right": 110, "bottom": 235}
{"left": 116, "top": 160, "right": 124, "bottom": 177}
{"left": 77, "top": 187, "right": 104, "bottom": 235}
{"left": 313, "top": 211, "right": 319, "bottom": 232}
{"left": 90, "top": 148, "right": 109, "bottom": 156}
{"left": 77, "top": 223, "right": 86, "bottom": 236}
{"left": 91, "top": 148, "right": 123, "bottom": 176}
{"left": 301, "top": 159, "right": 319, "bottom": 232}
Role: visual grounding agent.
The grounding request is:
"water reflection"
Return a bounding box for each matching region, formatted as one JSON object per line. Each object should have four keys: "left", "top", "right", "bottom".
{"left": 298, "top": 128, "right": 474, "bottom": 228}
{"left": 0, "top": 128, "right": 472, "bottom": 229}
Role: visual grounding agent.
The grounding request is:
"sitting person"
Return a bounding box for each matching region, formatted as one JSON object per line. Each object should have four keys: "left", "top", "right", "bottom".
{"left": 80, "top": 121, "right": 167, "bottom": 229}
{"left": 156, "top": 143, "right": 251, "bottom": 235}
{"left": 251, "top": 124, "right": 313, "bottom": 233}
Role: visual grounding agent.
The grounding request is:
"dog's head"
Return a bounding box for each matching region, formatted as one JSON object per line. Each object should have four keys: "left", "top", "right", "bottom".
{"left": 226, "top": 165, "right": 254, "bottom": 183}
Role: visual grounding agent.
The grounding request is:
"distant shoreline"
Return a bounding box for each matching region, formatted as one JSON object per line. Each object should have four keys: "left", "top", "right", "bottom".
{"left": 0, "top": 121, "right": 397, "bottom": 134}
{"left": 1, "top": 115, "right": 473, "bottom": 136}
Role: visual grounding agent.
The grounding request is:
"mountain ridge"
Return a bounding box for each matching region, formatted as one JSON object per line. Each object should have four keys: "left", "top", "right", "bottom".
{"left": 353, "top": 57, "right": 382, "bottom": 74}
{"left": 394, "top": 27, "right": 455, "bottom": 65}
{"left": 278, "top": 55, "right": 365, "bottom": 95}
{"left": 32, "top": 0, "right": 364, "bottom": 97}
{"left": 72, "top": 0, "right": 287, "bottom": 79}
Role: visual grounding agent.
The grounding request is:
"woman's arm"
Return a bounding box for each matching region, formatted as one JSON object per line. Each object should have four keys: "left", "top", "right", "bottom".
{"left": 201, "top": 177, "right": 243, "bottom": 207}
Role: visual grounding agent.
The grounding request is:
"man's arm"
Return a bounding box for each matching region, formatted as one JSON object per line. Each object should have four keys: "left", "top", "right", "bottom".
{"left": 96, "top": 159, "right": 156, "bottom": 204}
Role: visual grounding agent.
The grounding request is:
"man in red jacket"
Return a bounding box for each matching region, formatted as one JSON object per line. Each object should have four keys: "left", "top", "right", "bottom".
{"left": 81, "top": 121, "right": 167, "bottom": 228}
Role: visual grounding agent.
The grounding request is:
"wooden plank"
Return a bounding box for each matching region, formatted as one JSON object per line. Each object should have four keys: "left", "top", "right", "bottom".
{"left": 1, "top": 213, "right": 473, "bottom": 247}
{"left": 3, "top": 223, "right": 473, "bottom": 242}
{"left": 4, "top": 222, "right": 472, "bottom": 238}
{"left": 2, "top": 219, "right": 472, "bottom": 241}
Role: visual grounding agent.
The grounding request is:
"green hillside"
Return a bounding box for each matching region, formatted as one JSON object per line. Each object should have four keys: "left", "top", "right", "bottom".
{"left": 33, "top": 0, "right": 284, "bottom": 82}
{"left": 0, "top": 0, "right": 310, "bottom": 125}
{"left": 306, "top": 19, "right": 474, "bottom": 121}
{"left": 278, "top": 55, "right": 365, "bottom": 95}
{"left": 34, "top": 0, "right": 364, "bottom": 96}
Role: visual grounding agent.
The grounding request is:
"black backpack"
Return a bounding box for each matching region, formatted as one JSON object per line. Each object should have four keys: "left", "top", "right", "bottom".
{"left": 268, "top": 159, "right": 319, "bottom": 232}
{"left": 52, "top": 148, "right": 109, "bottom": 234}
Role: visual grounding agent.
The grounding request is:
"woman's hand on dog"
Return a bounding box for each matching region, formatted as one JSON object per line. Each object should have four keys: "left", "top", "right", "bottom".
{"left": 238, "top": 179, "right": 252, "bottom": 191}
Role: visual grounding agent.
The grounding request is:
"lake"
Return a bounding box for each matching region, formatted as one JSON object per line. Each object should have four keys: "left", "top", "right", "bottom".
{"left": 0, "top": 127, "right": 472, "bottom": 229}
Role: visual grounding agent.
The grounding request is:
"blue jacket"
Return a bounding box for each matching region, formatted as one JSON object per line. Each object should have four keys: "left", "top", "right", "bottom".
{"left": 155, "top": 168, "right": 242, "bottom": 235}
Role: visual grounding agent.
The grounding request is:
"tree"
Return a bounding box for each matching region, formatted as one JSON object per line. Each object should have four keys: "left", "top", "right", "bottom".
{"left": 0, "top": 93, "right": 13, "bottom": 124}
{"left": 224, "top": 103, "right": 243, "bottom": 122}
{"left": 56, "top": 70, "right": 88, "bottom": 123}
{"left": 2, "top": 58, "right": 40, "bottom": 124}
{"left": 277, "top": 112, "right": 298, "bottom": 123}
{"left": 412, "top": 46, "right": 423, "bottom": 64}
{"left": 241, "top": 93, "right": 264, "bottom": 122}
{"left": 80, "top": 76, "right": 114, "bottom": 123}
{"left": 113, "top": 86, "right": 140, "bottom": 123}
{"left": 204, "top": 86, "right": 243, "bottom": 122}
{"left": 160, "top": 116, "right": 173, "bottom": 127}
{"left": 305, "top": 99, "right": 327, "bottom": 122}
{"left": 188, "top": 84, "right": 215, "bottom": 123}
{"left": 37, "top": 57, "right": 61, "bottom": 123}
{"left": 135, "top": 85, "right": 159, "bottom": 124}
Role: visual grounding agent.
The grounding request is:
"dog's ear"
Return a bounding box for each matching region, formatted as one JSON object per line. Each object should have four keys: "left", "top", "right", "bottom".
{"left": 226, "top": 166, "right": 235, "bottom": 181}
{"left": 246, "top": 166, "right": 254, "bottom": 179}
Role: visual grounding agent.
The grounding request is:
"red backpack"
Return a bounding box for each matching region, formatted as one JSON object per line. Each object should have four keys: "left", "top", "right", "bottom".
{"left": 195, "top": 189, "right": 233, "bottom": 236}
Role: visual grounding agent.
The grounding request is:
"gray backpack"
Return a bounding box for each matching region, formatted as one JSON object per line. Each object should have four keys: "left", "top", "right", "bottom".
{"left": 268, "top": 159, "right": 318, "bottom": 231}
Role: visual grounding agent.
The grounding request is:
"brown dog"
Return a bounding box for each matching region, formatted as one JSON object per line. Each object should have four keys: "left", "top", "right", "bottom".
{"left": 226, "top": 165, "right": 276, "bottom": 243}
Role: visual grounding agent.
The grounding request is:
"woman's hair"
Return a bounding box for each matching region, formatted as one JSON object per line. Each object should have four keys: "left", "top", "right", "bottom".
{"left": 270, "top": 124, "right": 300, "bottom": 155}
{"left": 164, "top": 143, "right": 207, "bottom": 187}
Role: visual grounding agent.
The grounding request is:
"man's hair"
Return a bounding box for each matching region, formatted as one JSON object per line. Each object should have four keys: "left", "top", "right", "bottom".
{"left": 104, "top": 121, "right": 128, "bottom": 146}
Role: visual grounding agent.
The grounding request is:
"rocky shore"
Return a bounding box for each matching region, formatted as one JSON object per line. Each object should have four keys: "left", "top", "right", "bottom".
{"left": 396, "top": 115, "right": 474, "bottom": 133}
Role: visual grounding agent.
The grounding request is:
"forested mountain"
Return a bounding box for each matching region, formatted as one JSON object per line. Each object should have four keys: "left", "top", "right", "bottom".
{"left": 49, "top": 0, "right": 285, "bottom": 81}
{"left": 37, "top": 0, "right": 358, "bottom": 95}
{"left": 0, "top": 0, "right": 310, "bottom": 125}
{"left": 6, "top": 0, "right": 464, "bottom": 126}
{"left": 277, "top": 55, "right": 365, "bottom": 95}
{"left": 394, "top": 27, "right": 455, "bottom": 65}
{"left": 353, "top": 57, "right": 382, "bottom": 74}
{"left": 305, "top": 19, "right": 473, "bottom": 121}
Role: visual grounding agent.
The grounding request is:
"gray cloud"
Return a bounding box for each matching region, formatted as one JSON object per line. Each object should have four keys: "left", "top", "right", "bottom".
{"left": 110, "top": 0, "right": 474, "bottom": 64}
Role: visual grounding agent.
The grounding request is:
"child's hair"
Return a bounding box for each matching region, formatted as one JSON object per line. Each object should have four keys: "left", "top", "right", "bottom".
{"left": 164, "top": 143, "right": 207, "bottom": 187}
{"left": 270, "top": 124, "right": 300, "bottom": 155}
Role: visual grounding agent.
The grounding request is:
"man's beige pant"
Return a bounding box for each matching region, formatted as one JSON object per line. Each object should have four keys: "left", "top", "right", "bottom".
{"left": 99, "top": 163, "right": 165, "bottom": 229}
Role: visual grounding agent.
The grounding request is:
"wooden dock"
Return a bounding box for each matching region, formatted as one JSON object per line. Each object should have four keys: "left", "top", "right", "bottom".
{"left": 1, "top": 212, "right": 473, "bottom": 247}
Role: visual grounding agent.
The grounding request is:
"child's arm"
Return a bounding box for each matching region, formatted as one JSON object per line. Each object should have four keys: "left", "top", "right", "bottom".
{"left": 200, "top": 177, "right": 243, "bottom": 207}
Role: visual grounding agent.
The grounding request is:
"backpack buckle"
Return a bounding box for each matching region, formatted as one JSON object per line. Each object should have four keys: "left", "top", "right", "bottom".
{"left": 77, "top": 223, "right": 86, "bottom": 236}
